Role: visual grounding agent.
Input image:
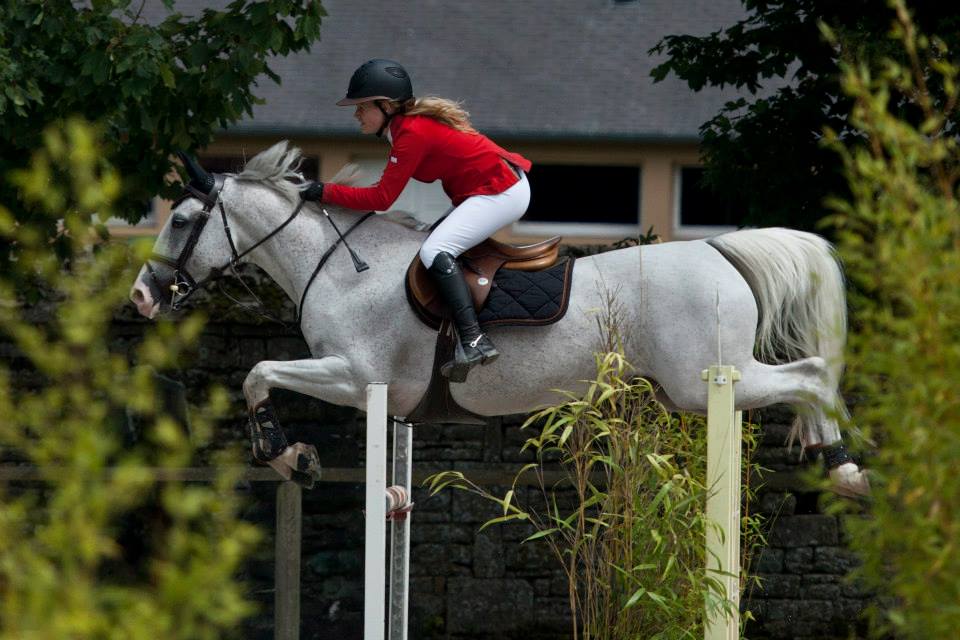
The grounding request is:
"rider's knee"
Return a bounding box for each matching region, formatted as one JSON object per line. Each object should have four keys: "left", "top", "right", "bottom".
{"left": 418, "top": 244, "right": 435, "bottom": 269}
{"left": 420, "top": 243, "right": 451, "bottom": 270}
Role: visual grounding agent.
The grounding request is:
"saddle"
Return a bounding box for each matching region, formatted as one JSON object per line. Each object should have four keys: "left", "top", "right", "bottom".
{"left": 403, "top": 236, "right": 576, "bottom": 425}
{"left": 406, "top": 236, "right": 562, "bottom": 329}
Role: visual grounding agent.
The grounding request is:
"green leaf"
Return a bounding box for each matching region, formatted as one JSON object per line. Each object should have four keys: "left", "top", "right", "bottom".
{"left": 502, "top": 489, "right": 514, "bottom": 516}
{"left": 478, "top": 513, "right": 527, "bottom": 532}
{"left": 159, "top": 64, "right": 176, "bottom": 89}
{"left": 522, "top": 528, "right": 559, "bottom": 543}
{"left": 623, "top": 587, "right": 646, "bottom": 610}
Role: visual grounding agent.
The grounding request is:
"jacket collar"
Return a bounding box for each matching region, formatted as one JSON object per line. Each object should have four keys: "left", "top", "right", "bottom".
{"left": 390, "top": 113, "right": 407, "bottom": 140}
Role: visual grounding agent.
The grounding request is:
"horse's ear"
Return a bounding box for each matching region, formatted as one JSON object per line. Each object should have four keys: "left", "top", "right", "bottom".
{"left": 176, "top": 151, "right": 215, "bottom": 194}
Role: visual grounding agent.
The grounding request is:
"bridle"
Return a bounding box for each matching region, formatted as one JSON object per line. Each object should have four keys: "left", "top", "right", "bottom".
{"left": 146, "top": 174, "right": 373, "bottom": 325}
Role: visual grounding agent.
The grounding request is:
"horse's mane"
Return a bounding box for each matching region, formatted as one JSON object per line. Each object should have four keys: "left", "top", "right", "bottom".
{"left": 234, "top": 141, "right": 305, "bottom": 201}
{"left": 235, "top": 141, "right": 428, "bottom": 231}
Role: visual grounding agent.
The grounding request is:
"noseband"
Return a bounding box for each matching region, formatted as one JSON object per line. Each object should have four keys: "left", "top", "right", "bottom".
{"left": 147, "top": 175, "right": 226, "bottom": 311}
{"left": 146, "top": 173, "right": 374, "bottom": 323}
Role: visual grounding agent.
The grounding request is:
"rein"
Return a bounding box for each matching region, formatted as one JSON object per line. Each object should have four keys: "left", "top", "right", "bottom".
{"left": 147, "top": 174, "right": 374, "bottom": 328}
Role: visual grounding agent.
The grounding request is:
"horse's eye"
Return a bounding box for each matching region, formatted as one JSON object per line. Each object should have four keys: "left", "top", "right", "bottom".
{"left": 171, "top": 215, "right": 188, "bottom": 229}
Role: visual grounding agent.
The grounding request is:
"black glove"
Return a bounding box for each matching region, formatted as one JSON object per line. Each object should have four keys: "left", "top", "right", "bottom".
{"left": 300, "top": 181, "right": 325, "bottom": 202}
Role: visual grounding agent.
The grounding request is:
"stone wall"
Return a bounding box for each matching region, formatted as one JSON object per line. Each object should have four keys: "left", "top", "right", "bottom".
{"left": 9, "top": 282, "right": 878, "bottom": 639}
{"left": 743, "top": 408, "right": 875, "bottom": 640}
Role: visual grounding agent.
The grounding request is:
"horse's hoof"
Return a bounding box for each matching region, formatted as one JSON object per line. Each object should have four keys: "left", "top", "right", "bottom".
{"left": 290, "top": 469, "right": 315, "bottom": 489}
{"left": 829, "top": 462, "right": 871, "bottom": 498}
{"left": 296, "top": 449, "right": 322, "bottom": 483}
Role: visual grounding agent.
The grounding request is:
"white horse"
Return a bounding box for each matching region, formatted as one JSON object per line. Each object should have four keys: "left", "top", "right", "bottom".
{"left": 129, "top": 142, "right": 869, "bottom": 497}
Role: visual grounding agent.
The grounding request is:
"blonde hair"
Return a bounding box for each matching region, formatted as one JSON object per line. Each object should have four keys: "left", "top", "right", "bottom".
{"left": 386, "top": 96, "right": 478, "bottom": 134}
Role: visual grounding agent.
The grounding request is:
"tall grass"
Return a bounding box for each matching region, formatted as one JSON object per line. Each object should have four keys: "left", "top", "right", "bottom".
{"left": 428, "top": 294, "right": 763, "bottom": 638}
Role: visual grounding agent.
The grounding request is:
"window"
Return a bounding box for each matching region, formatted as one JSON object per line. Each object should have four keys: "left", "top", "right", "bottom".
{"left": 674, "top": 166, "right": 747, "bottom": 238}
{"left": 515, "top": 164, "right": 641, "bottom": 237}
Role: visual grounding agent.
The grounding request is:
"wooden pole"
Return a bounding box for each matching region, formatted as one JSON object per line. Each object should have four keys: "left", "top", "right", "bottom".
{"left": 275, "top": 481, "right": 302, "bottom": 640}
{"left": 702, "top": 365, "right": 742, "bottom": 640}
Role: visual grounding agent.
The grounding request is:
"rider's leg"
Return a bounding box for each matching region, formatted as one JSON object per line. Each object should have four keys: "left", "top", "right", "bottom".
{"left": 420, "top": 172, "right": 530, "bottom": 378}
{"left": 429, "top": 251, "right": 498, "bottom": 372}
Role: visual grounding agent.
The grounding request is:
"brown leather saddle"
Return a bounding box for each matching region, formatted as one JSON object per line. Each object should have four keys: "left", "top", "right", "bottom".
{"left": 406, "top": 236, "right": 562, "bottom": 329}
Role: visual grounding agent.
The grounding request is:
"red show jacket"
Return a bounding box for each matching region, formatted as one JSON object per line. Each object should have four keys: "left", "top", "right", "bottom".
{"left": 322, "top": 114, "right": 532, "bottom": 211}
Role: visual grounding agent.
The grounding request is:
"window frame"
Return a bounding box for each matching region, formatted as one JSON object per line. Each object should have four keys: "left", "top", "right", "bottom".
{"left": 672, "top": 164, "right": 740, "bottom": 240}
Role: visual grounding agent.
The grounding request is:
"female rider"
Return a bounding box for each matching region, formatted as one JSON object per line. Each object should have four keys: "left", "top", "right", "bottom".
{"left": 300, "top": 59, "right": 532, "bottom": 379}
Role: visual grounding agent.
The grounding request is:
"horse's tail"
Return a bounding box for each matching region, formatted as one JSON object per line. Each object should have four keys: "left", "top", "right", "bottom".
{"left": 707, "top": 228, "right": 847, "bottom": 442}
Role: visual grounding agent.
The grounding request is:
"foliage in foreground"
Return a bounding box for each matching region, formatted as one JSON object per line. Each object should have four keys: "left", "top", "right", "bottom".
{"left": 429, "top": 328, "right": 763, "bottom": 639}
{"left": 0, "top": 119, "right": 260, "bottom": 638}
{"left": 0, "top": 0, "right": 325, "bottom": 269}
{"left": 824, "top": 2, "right": 960, "bottom": 636}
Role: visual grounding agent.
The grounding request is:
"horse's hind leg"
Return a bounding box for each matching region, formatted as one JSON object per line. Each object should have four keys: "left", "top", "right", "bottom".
{"left": 737, "top": 357, "right": 870, "bottom": 497}
{"left": 736, "top": 357, "right": 836, "bottom": 422}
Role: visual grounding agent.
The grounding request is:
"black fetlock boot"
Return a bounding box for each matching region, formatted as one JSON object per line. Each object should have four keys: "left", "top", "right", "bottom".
{"left": 428, "top": 252, "right": 498, "bottom": 382}
{"left": 248, "top": 400, "right": 289, "bottom": 463}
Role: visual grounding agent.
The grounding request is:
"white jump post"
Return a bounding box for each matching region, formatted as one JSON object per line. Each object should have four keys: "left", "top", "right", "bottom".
{"left": 364, "top": 383, "right": 412, "bottom": 640}
{"left": 702, "top": 364, "right": 742, "bottom": 640}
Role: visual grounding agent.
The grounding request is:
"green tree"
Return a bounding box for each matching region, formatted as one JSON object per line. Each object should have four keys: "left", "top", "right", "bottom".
{"left": 824, "top": 2, "right": 960, "bottom": 636}
{"left": 0, "top": 0, "right": 325, "bottom": 264}
{"left": 0, "top": 118, "right": 261, "bottom": 638}
{"left": 650, "top": 0, "right": 960, "bottom": 230}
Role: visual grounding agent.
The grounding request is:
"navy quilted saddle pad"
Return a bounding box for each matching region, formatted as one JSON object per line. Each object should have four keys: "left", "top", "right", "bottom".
{"left": 476, "top": 258, "right": 575, "bottom": 328}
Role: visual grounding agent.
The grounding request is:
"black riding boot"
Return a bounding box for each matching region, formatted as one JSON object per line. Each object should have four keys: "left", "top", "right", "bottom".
{"left": 428, "top": 252, "right": 499, "bottom": 381}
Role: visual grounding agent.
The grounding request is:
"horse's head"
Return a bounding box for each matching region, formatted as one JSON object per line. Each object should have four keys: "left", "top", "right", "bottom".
{"left": 129, "top": 154, "right": 233, "bottom": 318}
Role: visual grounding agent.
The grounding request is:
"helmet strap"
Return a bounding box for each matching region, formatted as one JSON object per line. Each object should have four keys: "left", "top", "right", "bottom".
{"left": 375, "top": 101, "right": 405, "bottom": 138}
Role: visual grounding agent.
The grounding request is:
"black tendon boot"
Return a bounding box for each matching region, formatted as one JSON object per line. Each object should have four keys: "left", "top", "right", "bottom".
{"left": 248, "top": 400, "right": 288, "bottom": 462}
{"left": 428, "top": 252, "right": 499, "bottom": 382}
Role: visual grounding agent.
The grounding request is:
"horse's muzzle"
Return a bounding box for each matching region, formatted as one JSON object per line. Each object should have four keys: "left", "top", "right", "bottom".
{"left": 130, "top": 271, "right": 161, "bottom": 319}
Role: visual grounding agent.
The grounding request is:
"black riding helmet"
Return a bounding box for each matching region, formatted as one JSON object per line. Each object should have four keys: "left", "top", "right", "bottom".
{"left": 336, "top": 59, "right": 413, "bottom": 106}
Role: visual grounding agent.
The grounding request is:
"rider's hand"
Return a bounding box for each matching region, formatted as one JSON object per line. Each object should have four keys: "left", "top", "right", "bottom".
{"left": 300, "top": 181, "right": 325, "bottom": 202}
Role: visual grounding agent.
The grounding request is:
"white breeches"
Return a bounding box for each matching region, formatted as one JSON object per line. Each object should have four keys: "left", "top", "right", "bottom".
{"left": 419, "top": 172, "right": 530, "bottom": 269}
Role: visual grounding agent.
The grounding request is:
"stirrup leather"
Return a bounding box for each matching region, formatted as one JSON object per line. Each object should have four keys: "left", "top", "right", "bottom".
{"left": 248, "top": 401, "right": 289, "bottom": 462}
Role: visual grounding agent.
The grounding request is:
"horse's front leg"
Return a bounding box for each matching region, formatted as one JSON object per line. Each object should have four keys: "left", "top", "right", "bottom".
{"left": 243, "top": 355, "right": 358, "bottom": 487}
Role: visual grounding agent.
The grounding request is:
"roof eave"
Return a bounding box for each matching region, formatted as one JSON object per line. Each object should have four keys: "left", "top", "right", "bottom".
{"left": 220, "top": 122, "right": 703, "bottom": 145}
